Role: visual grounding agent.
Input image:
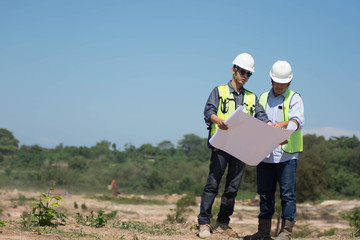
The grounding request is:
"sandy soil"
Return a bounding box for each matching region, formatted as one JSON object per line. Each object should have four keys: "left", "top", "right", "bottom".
{"left": 0, "top": 189, "right": 359, "bottom": 240}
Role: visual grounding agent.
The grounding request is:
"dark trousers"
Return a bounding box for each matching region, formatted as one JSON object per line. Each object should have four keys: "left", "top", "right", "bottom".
{"left": 198, "top": 149, "right": 245, "bottom": 225}
{"left": 257, "top": 159, "right": 297, "bottom": 221}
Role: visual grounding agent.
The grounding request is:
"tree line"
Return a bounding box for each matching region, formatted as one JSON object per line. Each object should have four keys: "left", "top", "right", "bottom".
{"left": 0, "top": 128, "right": 359, "bottom": 202}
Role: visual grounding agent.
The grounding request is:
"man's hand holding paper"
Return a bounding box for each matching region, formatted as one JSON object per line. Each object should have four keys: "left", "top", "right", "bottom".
{"left": 209, "top": 107, "right": 294, "bottom": 166}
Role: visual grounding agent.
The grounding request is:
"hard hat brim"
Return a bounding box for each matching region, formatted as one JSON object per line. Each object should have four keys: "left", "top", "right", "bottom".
{"left": 233, "top": 64, "right": 255, "bottom": 73}
{"left": 269, "top": 71, "right": 292, "bottom": 84}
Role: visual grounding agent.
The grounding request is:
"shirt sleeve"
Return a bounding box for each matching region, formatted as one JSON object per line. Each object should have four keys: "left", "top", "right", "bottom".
{"left": 287, "top": 120, "right": 298, "bottom": 130}
{"left": 254, "top": 96, "right": 270, "bottom": 123}
{"left": 289, "top": 94, "right": 305, "bottom": 129}
{"left": 204, "top": 87, "right": 219, "bottom": 125}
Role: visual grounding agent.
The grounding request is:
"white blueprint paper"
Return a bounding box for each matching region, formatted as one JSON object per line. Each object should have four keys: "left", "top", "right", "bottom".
{"left": 209, "top": 107, "right": 294, "bottom": 166}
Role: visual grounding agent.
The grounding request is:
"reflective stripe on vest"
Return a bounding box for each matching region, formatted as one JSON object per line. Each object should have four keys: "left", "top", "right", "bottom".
{"left": 259, "top": 90, "right": 303, "bottom": 153}
{"left": 210, "top": 84, "right": 256, "bottom": 136}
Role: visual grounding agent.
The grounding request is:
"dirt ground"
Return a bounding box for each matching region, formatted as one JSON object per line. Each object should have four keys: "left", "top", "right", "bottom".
{"left": 0, "top": 189, "right": 359, "bottom": 240}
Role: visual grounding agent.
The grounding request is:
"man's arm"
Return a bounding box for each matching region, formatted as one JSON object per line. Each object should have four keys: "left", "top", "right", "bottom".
{"left": 273, "top": 119, "right": 298, "bottom": 129}
{"left": 204, "top": 87, "right": 219, "bottom": 125}
{"left": 254, "top": 96, "right": 270, "bottom": 123}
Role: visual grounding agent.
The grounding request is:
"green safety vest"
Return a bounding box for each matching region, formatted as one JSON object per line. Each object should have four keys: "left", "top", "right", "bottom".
{"left": 210, "top": 84, "right": 256, "bottom": 136}
{"left": 259, "top": 89, "right": 303, "bottom": 153}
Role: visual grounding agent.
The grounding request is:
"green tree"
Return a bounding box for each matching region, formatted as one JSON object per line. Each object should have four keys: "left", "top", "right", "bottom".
{"left": 325, "top": 135, "right": 360, "bottom": 196}
{"left": 15, "top": 145, "right": 46, "bottom": 169}
{"left": 177, "top": 176, "right": 194, "bottom": 192}
{"left": 0, "top": 128, "right": 19, "bottom": 155}
{"left": 158, "top": 140, "right": 174, "bottom": 150}
{"left": 297, "top": 152, "right": 330, "bottom": 202}
{"left": 112, "top": 143, "right": 117, "bottom": 151}
{"left": 68, "top": 155, "right": 88, "bottom": 172}
{"left": 177, "top": 134, "right": 203, "bottom": 153}
{"left": 145, "top": 170, "right": 164, "bottom": 190}
{"left": 138, "top": 143, "right": 159, "bottom": 156}
{"left": 90, "top": 140, "right": 111, "bottom": 157}
{"left": 187, "top": 138, "right": 210, "bottom": 163}
{"left": 349, "top": 146, "right": 360, "bottom": 175}
{"left": 157, "top": 140, "right": 176, "bottom": 158}
{"left": 331, "top": 135, "right": 359, "bottom": 149}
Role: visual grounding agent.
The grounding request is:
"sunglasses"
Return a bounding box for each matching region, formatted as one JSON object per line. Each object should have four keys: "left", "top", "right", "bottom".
{"left": 236, "top": 68, "right": 252, "bottom": 77}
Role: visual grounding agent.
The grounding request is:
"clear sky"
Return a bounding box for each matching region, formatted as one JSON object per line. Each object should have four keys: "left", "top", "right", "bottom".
{"left": 1, "top": 0, "right": 359, "bottom": 149}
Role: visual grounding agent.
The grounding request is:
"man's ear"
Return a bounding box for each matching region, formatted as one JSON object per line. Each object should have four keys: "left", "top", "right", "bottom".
{"left": 231, "top": 67, "right": 236, "bottom": 74}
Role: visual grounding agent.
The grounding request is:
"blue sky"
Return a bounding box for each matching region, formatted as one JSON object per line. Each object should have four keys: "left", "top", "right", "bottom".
{"left": 1, "top": 0, "right": 359, "bottom": 149}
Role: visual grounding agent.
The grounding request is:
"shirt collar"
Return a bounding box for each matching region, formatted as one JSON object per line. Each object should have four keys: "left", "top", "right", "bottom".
{"left": 228, "top": 80, "right": 244, "bottom": 94}
{"left": 270, "top": 88, "right": 288, "bottom": 98}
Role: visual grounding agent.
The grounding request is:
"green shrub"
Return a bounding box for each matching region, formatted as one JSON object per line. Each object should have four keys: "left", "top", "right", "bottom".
{"left": 75, "top": 210, "right": 108, "bottom": 228}
{"left": 20, "top": 188, "right": 66, "bottom": 229}
{"left": 116, "top": 221, "right": 180, "bottom": 235}
{"left": 105, "top": 210, "right": 118, "bottom": 219}
{"left": 81, "top": 203, "right": 87, "bottom": 210}
{"left": 167, "top": 194, "right": 196, "bottom": 223}
{"left": 292, "top": 229, "right": 313, "bottom": 238}
{"left": 10, "top": 193, "right": 35, "bottom": 206}
{"left": 319, "top": 228, "right": 337, "bottom": 237}
{"left": 340, "top": 208, "right": 360, "bottom": 237}
{"left": 94, "top": 195, "right": 167, "bottom": 205}
{"left": 210, "top": 201, "right": 220, "bottom": 225}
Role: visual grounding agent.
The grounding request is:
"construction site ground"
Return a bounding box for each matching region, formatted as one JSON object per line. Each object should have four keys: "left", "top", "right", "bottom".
{"left": 0, "top": 189, "right": 359, "bottom": 240}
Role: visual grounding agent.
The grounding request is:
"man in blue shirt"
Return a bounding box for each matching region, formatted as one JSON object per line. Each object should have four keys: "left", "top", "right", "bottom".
{"left": 244, "top": 60, "right": 305, "bottom": 240}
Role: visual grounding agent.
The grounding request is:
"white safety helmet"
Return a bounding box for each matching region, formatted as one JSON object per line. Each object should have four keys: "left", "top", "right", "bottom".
{"left": 269, "top": 60, "right": 293, "bottom": 84}
{"left": 232, "top": 53, "right": 255, "bottom": 73}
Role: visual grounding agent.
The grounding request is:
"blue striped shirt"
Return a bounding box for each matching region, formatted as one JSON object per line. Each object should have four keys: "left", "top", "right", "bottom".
{"left": 262, "top": 88, "right": 305, "bottom": 163}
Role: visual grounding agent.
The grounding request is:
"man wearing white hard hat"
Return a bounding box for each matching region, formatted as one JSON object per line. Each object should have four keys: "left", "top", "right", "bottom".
{"left": 197, "top": 53, "right": 271, "bottom": 238}
{"left": 244, "top": 61, "right": 305, "bottom": 240}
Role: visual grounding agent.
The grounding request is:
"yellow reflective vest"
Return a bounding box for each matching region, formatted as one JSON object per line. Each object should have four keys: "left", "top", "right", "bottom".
{"left": 259, "top": 90, "right": 303, "bottom": 153}
{"left": 210, "top": 84, "right": 256, "bottom": 136}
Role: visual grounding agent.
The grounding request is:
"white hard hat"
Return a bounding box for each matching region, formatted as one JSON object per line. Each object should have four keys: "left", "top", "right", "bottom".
{"left": 269, "top": 60, "right": 293, "bottom": 84}
{"left": 232, "top": 53, "right": 255, "bottom": 73}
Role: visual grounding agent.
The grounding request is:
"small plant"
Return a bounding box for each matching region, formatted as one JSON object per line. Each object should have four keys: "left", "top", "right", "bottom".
{"left": 105, "top": 210, "right": 118, "bottom": 220}
{"left": 23, "top": 226, "right": 98, "bottom": 238}
{"left": 73, "top": 201, "right": 78, "bottom": 209}
{"left": 167, "top": 194, "right": 196, "bottom": 223}
{"left": 76, "top": 228, "right": 86, "bottom": 237}
{"left": 75, "top": 213, "right": 85, "bottom": 225}
{"left": 5, "top": 167, "right": 12, "bottom": 177}
{"left": 274, "top": 199, "right": 282, "bottom": 235}
{"left": 210, "top": 201, "right": 220, "bottom": 225}
{"left": 10, "top": 194, "right": 36, "bottom": 206}
{"left": 319, "top": 228, "right": 337, "bottom": 237}
{"left": 75, "top": 210, "right": 108, "bottom": 228}
{"left": 292, "top": 224, "right": 313, "bottom": 238}
{"left": 0, "top": 221, "right": 7, "bottom": 227}
{"left": 94, "top": 195, "right": 167, "bottom": 205}
{"left": 132, "top": 235, "right": 139, "bottom": 240}
{"left": 190, "top": 223, "right": 198, "bottom": 231}
{"left": 20, "top": 188, "right": 66, "bottom": 229}
{"left": 81, "top": 203, "right": 87, "bottom": 210}
{"left": 115, "top": 220, "right": 180, "bottom": 235}
{"left": 340, "top": 208, "right": 360, "bottom": 237}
